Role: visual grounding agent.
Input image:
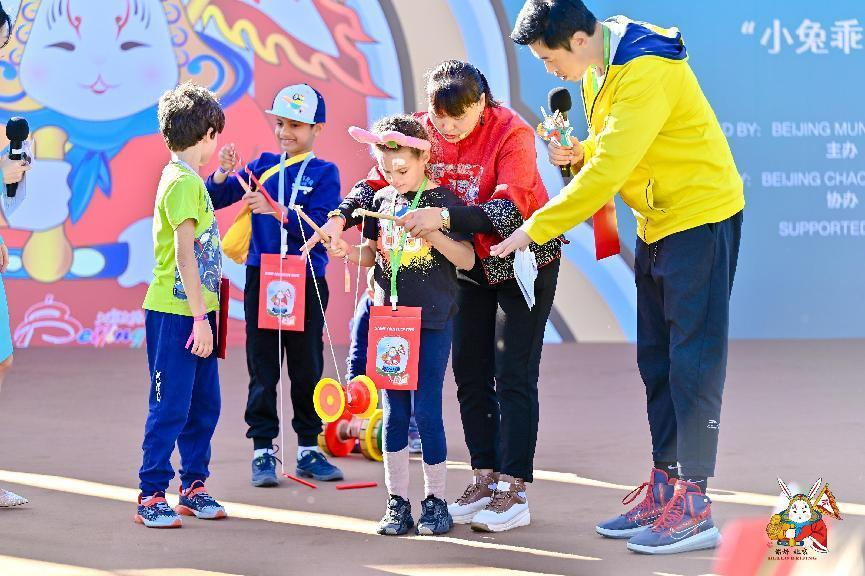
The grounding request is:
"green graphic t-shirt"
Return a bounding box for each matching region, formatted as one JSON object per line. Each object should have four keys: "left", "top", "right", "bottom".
{"left": 143, "top": 161, "right": 222, "bottom": 315}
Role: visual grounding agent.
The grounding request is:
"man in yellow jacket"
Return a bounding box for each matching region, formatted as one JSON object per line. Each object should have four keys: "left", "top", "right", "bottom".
{"left": 495, "top": 0, "right": 744, "bottom": 555}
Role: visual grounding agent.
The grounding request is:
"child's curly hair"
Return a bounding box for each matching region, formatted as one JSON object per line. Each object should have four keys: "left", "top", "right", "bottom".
{"left": 370, "top": 114, "right": 430, "bottom": 157}
{"left": 158, "top": 81, "right": 225, "bottom": 152}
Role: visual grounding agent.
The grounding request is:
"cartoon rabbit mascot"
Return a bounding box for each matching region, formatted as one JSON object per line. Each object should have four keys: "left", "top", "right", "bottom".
{"left": 767, "top": 478, "right": 840, "bottom": 553}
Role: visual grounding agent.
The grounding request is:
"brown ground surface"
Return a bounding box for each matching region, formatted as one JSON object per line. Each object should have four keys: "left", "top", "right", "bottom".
{"left": 0, "top": 341, "right": 862, "bottom": 576}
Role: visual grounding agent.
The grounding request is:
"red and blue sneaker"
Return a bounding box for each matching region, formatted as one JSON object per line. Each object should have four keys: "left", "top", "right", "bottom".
{"left": 595, "top": 468, "right": 677, "bottom": 538}
{"left": 134, "top": 492, "right": 182, "bottom": 528}
{"left": 174, "top": 480, "right": 227, "bottom": 520}
{"left": 626, "top": 480, "right": 721, "bottom": 554}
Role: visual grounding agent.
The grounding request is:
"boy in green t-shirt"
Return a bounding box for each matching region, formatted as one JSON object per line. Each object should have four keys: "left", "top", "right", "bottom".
{"left": 136, "top": 82, "right": 226, "bottom": 529}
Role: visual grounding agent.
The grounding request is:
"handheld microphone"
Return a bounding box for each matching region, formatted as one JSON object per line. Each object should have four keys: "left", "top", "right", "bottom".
{"left": 5, "top": 117, "right": 30, "bottom": 198}
{"left": 548, "top": 88, "right": 573, "bottom": 179}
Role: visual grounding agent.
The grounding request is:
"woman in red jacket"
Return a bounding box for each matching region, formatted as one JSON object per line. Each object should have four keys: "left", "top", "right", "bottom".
{"left": 311, "top": 61, "right": 561, "bottom": 532}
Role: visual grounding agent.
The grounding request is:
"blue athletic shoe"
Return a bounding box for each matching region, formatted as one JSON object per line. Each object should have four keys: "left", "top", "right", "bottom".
{"left": 135, "top": 492, "right": 182, "bottom": 528}
{"left": 416, "top": 495, "right": 453, "bottom": 535}
{"left": 626, "top": 480, "right": 721, "bottom": 554}
{"left": 296, "top": 449, "right": 343, "bottom": 481}
{"left": 251, "top": 449, "right": 280, "bottom": 487}
{"left": 596, "top": 468, "right": 677, "bottom": 538}
{"left": 175, "top": 480, "right": 227, "bottom": 520}
{"left": 377, "top": 495, "right": 414, "bottom": 536}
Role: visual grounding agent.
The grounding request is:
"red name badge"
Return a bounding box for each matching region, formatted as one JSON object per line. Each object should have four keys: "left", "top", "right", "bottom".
{"left": 259, "top": 254, "right": 306, "bottom": 331}
{"left": 592, "top": 199, "right": 621, "bottom": 260}
{"left": 217, "top": 277, "right": 229, "bottom": 359}
{"left": 366, "top": 306, "right": 422, "bottom": 390}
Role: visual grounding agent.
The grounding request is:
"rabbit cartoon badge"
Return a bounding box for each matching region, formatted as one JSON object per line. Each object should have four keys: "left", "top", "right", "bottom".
{"left": 766, "top": 478, "right": 842, "bottom": 553}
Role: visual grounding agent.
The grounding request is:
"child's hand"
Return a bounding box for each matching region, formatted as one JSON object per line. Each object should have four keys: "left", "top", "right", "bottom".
{"left": 190, "top": 319, "right": 213, "bottom": 358}
{"left": 218, "top": 143, "right": 238, "bottom": 173}
{"left": 328, "top": 237, "right": 351, "bottom": 258}
{"left": 0, "top": 244, "right": 8, "bottom": 274}
{"left": 244, "top": 190, "right": 277, "bottom": 215}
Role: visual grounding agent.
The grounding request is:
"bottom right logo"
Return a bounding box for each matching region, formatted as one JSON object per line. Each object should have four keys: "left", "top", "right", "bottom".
{"left": 766, "top": 477, "right": 842, "bottom": 559}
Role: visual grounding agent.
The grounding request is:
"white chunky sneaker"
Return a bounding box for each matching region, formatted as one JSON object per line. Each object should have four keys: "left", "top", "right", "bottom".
{"left": 470, "top": 479, "right": 531, "bottom": 533}
{"left": 447, "top": 471, "right": 497, "bottom": 524}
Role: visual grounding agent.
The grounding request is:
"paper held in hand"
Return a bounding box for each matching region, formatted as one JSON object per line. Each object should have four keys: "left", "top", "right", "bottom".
{"left": 513, "top": 247, "right": 538, "bottom": 309}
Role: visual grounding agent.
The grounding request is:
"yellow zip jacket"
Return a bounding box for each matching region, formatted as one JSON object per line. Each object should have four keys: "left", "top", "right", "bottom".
{"left": 523, "top": 16, "right": 745, "bottom": 246}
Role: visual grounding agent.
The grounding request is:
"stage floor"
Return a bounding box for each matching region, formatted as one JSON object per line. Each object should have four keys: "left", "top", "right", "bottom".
{"left": 0, "top": 341, "right": 862, "bottom": 576}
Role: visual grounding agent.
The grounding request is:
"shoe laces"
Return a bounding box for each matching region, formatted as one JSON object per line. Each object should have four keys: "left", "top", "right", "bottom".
{"left": 622, "top": 481, "right": 656, "bottom": 517}
{"left": 488, "top": 486, "right": 521, "bottom": 513}
{"left": 141, "top": 493, "right": 173, "bottom": 514}
{"left": 255, "top": 444, "right": 282, "bottom": 469}
{"left": 384, "top": 497, "right": 405, "bottom": 523}
{"left": 182, "top": 481, "right": 215, "bottom": 503}
{"left": 457, "top": 476, "right": 492, "bottom": 504}
{"left": 457, "top": 482, "right": 482, "bottom": 504}
{"left": 302, "top": 450, "right": 333, "bottom": 468}
{"left": 422, "top": 495, "right": 441, "bottom": 512}
{"left": 651, "top": 491, "right": 686, "bottom": 533}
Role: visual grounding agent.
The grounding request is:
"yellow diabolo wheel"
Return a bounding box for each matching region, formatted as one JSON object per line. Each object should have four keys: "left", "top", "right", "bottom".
{"left": 359, "top": 409, "right": 384, "bottom": 462}
{"left": 313, "top": 378, "right": 346, "bottom": 423}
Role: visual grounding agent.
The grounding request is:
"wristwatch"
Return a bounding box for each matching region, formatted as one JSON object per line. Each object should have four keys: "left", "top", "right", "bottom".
{"left": 327, "top": 209, "right": 346, "bottom": 221}
{"left": 440, "top": 208, "right": 451, "bottom": 230}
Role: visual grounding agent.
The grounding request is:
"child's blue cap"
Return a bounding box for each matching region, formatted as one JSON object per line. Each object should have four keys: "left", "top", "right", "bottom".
{"left": 266, "top": 84, "right": 326, "bottom": 124}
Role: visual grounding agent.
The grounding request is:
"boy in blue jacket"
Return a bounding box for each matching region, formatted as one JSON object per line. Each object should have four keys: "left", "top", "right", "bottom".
{"left": 206, "top": 84, "right": 343, "bottom": 486}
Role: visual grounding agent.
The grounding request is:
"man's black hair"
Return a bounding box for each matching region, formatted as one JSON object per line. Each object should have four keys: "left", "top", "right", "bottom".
{"left": 511, "top": 0, "right": 598, "bottom": 50}
{"left": 0, "top": 2, "right": 12, "bottom": 49}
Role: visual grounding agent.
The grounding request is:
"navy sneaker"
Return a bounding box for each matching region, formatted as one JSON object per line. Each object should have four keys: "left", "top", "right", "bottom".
{"left": 416, "top": 495, "right": 453, "bottom": 535}
{"left": 175, "top": 480, "right": 227, "bottom": 520}
{"left": 252, "top": 448, "right": 280, "bottom": 487}
{"left": 626, "top": 480, "right": 721, "bottom": 554}
{"left": 134, "top": 492, "right": 182, "bottom": 528}
{"left": 596, "top": 468, "right": 677, "bottom": 538}
{"left": 377, "top": 495, "right": 414, "bottom": 536}
{"left": 296, "top": 449, "right": 343, "bottom": 481}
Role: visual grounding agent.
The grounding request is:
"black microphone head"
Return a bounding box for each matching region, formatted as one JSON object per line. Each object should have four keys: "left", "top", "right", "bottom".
{"left": 6, "top": 117, "right": 29, "bottom": 142}
{"left": 548, "top": 87, "right": 572, "bottom": 114}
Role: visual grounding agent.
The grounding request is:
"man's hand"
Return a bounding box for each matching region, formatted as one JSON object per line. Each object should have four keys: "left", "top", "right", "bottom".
{"left": 190, "top": 319, "right": 214, "bottom": 358}
{"left": 489, "top": 229, "right": 532, "bottom": 258}
{"left": 398, "top": 207, "right": 441, "bottom": 238}
{"left": 0, "top": 244, "right": 9, "bottom": 274}
{"left": 548, "top": 139, "right": 584, "bottom": 170}
{"left": 1, "top": 155, "right": 31, "bottom": 185}
{"left": 4, "top": 158, "right": 71, "bottom": 230}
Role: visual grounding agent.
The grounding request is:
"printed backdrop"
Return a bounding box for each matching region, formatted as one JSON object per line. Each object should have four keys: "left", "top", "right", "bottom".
{"left": 0, "top": 0, "right": 861, "bottom": 349}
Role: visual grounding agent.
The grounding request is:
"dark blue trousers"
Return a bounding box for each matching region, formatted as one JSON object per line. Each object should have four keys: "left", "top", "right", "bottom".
{"left": 139, "top": 310, "right": 221, "bottom": 495}
{"left": 383, "top": 322, "right": 453, "bottom": 465}
{"left": 635, "top": 212, "right": 743, "bottom": 477}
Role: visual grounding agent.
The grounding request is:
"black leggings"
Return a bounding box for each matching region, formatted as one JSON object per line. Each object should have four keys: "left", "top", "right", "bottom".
{"left": 452, "top": 259, "right": 559, "bottom": 482}
{"left": 243, "top": 266, "right": 328, "bottom": 448}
